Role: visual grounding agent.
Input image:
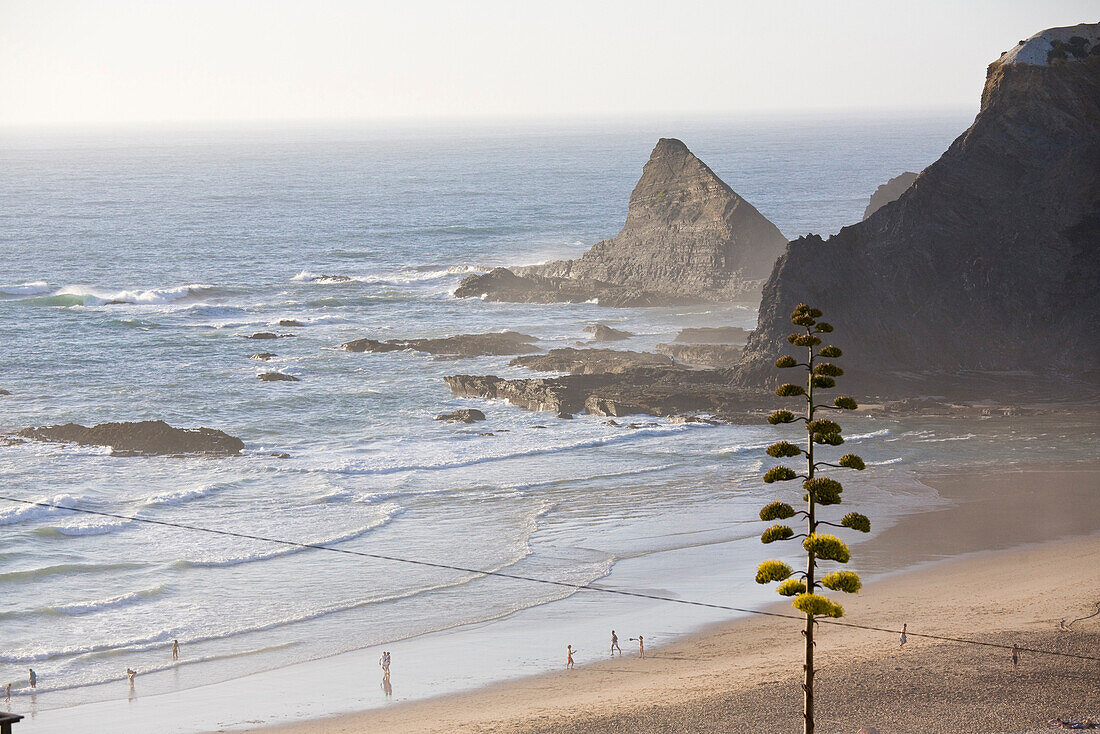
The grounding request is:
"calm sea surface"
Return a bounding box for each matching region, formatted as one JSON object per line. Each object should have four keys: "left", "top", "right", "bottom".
{"left": 6, "top": 115, "right": 1086, "bottom": 716}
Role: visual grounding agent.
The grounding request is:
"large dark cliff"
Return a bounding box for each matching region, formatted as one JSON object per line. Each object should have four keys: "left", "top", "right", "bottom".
{"left": 738, "top": 26, "right": 1100, "bottom": 395}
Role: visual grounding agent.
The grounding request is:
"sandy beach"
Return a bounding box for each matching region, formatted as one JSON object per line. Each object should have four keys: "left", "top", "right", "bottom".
{"left": 253, "top": 466, "right": 1100, "bottom": 734}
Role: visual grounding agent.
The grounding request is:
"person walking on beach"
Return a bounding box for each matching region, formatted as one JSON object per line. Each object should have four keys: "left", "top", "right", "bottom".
{"left": 172, "top": 639, "right": 180, "bottom": 660}
{"left": 630, "top": 636, "right": 644, "bottom": 659}
{"left": 566, "top": 644, "right": 577, "bottom": 669}
{"left": 900, "top": 623, "right": 907, "bottom": 648}
{"left": 1011, "top": 644, "right": 1019, "bottom": 669}
{"left": 28, "top": 669, "right": 36, "bottom": 689}
{"left": 611, "top": 630, "right": 622, "bottom": 657}
{"left": 379, "top": 651, "right": 390, "bottom": 679}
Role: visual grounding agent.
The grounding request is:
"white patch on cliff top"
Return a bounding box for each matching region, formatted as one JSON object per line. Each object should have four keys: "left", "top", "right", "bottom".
{"left": 999, "top": 23, "right": 1099, "bottom": 66}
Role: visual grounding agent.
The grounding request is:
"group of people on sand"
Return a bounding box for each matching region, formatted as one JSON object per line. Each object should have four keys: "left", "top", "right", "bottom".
{"left": 567, "top": 630, "right": 645, "bottom": 669}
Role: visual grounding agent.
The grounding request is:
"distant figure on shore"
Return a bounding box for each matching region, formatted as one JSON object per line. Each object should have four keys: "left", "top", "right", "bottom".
{"left": 172, "top": 639, "right": 180, "bottom": 660}
{"left": 566, "top": 644, "right": 577, "bottom": 669}
{"left": 28, "top": 669, "right": 36, "bottom": 689}
{"left": 379, "top": 651, "right": 391, "bottom": 679}
{"left": 900, "top": 623, "right": 907, "bottom": 648}
{"left": 5, "top": 682, "right": 10, "bottom": 700}
{"left": 611, "top": 630, "right": 622, "bottom": 656}
{"left": 630, "top": 636, "right": 645, "bottom": 658}
{"left": 1012, "top": 644, "right": 1019, "bottom": 669}
{"left": 126, "top": 668, "right": 137, "bottom": 683}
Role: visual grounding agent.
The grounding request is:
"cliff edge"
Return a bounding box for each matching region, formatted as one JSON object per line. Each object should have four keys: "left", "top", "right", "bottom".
{"left": 737, "top": 24, "right": 1100, "bottom": 396}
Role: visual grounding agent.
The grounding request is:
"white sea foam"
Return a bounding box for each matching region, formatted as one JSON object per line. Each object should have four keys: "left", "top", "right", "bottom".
{"left": 172, "top": 505, "right": 403, "bottom": 568}
{"left": 51, "top": 283, "right": 220, "bottom": 306}
{"left": 139, "top": 483, "right": 228, "bottom": 508}
{"left": 0, "top": 280, "right": 51, "bottom": 296}
{"left": 47, "top": 585, "right": 168, "bottom": 616}
{"left": 0, "top": 493, "right": 88, "bottom": 526}
{"left": 41, "top": 518, "right": 133, "bottom": 537}
{"left": 323, "top": 424, "right": 696, "bottom": 476}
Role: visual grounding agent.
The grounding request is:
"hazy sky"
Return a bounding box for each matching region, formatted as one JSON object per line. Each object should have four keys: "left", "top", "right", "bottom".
{"left": 1, "top": 0, "right": 1095, "bottom": 127}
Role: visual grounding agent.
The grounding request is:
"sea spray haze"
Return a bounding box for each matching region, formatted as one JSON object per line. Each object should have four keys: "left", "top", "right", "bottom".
{"left": 3, "top": 117, "right": 1092, "bottom": 714}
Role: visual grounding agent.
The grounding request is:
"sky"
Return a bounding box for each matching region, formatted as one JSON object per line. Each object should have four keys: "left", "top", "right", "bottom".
{"left": 0, "top": 0, "right": 1095, "bottom": 127}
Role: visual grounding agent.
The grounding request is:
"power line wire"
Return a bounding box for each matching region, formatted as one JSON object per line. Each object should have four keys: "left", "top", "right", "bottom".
{"left": 1, "top": 494, "right": 1097, "bottom": 663}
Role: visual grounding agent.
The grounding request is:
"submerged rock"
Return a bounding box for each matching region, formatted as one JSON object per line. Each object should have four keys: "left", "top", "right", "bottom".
{"left": 250, "top": 353, "right": 277, "bottom": 361}
{"left": 583, "top": 324, "right": 634, "bottom": 341}
{"left": 341, "top": 331, "right": 539, "bottom": 357}
{"left": 435, "top": 408, "right": 487, "bottom": 423}
{"left": 258, "top": 372, "right": 299, "bottom": 382}
{"left": 510, "top": 348, "right": 672, "bottom": 375}
{"left": 862, "top": 172, "right": 919, "bottom": 220}
{"left": 15, "top": 420, "right": 244, "bottom": 456}
{"left": 278, "top": 319, "right": 305, "bottom": 327}
{"left": 738, "top": 24, "right": 1100, "bottom": 396}
{"left": 455, "top": 138, "right": 787, "bottom": 306}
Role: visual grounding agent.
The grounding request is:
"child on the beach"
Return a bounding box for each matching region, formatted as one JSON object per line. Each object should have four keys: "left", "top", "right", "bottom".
{"left": 566, "top": 644, "right": 577, "bottom": 669}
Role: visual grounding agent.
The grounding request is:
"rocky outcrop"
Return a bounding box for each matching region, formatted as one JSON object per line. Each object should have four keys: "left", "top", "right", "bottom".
{"left": 279, "top": 319, "right": 305, "bottom": 327}
{"left": 246, "top": 332, "right": 295, "bottom": 340}
{"left": 510, "top": 348, "right": 673, "bottom": 374}
{"left": 444, "top": 368, "right": 771, "bottom": 421}
{"left": 673, "top": 326, "right": 750, "bottom": 344}
{"left": 250, "top": 353, "right": 277, "bottom": 361}
{"left": 862, "top": 172, "right": 919, "bottom": 220}
{"left": 455, "top": 138, "right": 787, "bottom": 306}
{"left": 738, "top": 25, "right": 1100, "bottom": 396}
{"left": 656, "top": 343, "right": 743, "bottom": 368}
{"left": 340, "top": 331, "right": 539, "bottom": 357}
{"left": 259, "top": 372, "right": 299, "bottom": 382}
{"left": 435, "top": 409, "right": 486, "bottom": 423}
{"left": 584, "top": 324, "right": 633, "bottom": 341}
{"left": 15, "top": 420, "right": 244, "bottom": 456}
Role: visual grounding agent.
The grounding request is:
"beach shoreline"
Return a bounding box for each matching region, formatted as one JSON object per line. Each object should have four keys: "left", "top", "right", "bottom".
{"left": 248, "top": 463, "right": 1100, "bottom": 734}
{"left": 12, "top": 462, "right": 1098, "bottom": 734}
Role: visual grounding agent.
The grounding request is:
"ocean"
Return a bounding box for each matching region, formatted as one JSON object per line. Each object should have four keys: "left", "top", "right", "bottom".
{"left": 5, "top": 114, "right": 1087, "bottom": 729}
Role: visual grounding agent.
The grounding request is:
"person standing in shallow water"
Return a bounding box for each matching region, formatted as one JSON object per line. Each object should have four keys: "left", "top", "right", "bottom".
{"left": 28, "top": 669, "right": 36, "bottom": 689}
{"left": 610, "top": 630, "right": 622, "bottom": 657}
{"left": 630, "top": 636, "right": 644, "bottom": 658}
{"left": 566, "top": 645, "right": 577, "bottom": 669}
{"left": 172, "top": 639, "right": 180, "bottom": 660}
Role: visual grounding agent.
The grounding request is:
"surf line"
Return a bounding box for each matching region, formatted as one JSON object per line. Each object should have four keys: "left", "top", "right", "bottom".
{"left": 1, "top": 494, "right": 1097, "bottom": 663}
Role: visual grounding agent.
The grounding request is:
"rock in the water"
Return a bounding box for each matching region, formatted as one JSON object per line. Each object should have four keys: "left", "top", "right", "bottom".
{"left": 1, "top": 437, "right": 25, "bottom": 446}
{"left": 270, "top": 452, "right": 291, "bottom": 459}
{"left": 445, "top": 368, "right": 769, "bottom": 421}
{"left": 435, "top": 408, "right": 487, "bottom": 423}
{"left": 656, "top": 343, "right": 743, "bottom": 368}
{"left": 341, "top": 331, "right": 539, "bottom": 357}
{"left": 455, "top": 138, "right": 787, "bottom": 306}
{"left": 246, "top": 332, "right": 294, "bottom": 340}
{"left": 738, "top": 25, "right": 1100, "bottom": 397}
{"left": 0, "top": 388, "right": 10, "bottom": 396}
{"left": 862, "top": 172, "right": 919, "bottom": 220}
{"left": 16, "top": 420, "right": 244, "bottom": 456}
{"left": 583, "top": 324, "right": 633, "bottom": 341}
{"left": 510, "top": 348, "right": 672, "bottom": 375}
{"left": 259, "top": 372, "right": 299, "bottom": 382}
{"left": 250, "top": 353, "right": 277, "bottom": 361}
{"left": 673, "top": 326, "right": 750, "bottom": 344}
{"left": 278, "top": 319, "right": 305, "bottom": 327}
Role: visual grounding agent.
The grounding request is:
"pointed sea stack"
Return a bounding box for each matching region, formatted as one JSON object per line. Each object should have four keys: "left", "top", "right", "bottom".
{"left": 737, "top": 23, "right": 1100, "bottom": 396}
{"left": 455, "top": 139, "right": 787, "bottom": 306}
